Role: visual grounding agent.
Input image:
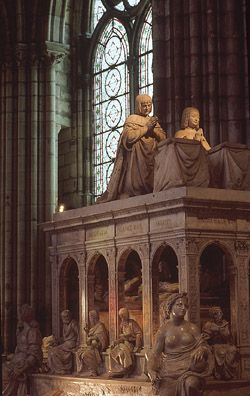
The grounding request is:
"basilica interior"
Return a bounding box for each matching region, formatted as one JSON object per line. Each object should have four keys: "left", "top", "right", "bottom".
{"left": 1, "top": 0, "right": 250, "bottom": 395}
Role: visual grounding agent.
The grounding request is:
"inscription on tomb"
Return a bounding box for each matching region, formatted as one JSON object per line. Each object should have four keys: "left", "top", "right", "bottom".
{"left": 150, "top": 215, "right": 180, "bottom": 232}
{"left": 116, "top": 221, "right": 145, "bottom": 236}
{"left": 86, "top": 226, "right": 111, "bottom": 241}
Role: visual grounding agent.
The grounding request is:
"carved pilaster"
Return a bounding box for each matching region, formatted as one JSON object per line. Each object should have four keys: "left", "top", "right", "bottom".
{"left": 234, "top": 240, "right": 250, "bottom": 344}
{"left": 77, "top": 251, "right": 87, "bottom": 345}
{"left": 51, "top": 253, "right": 60, "bottom": 339}
{"left": 106, "top": 247, "right": 117, "bottom": 343}
{"left": 175, "top": 237, "right": 200, "bottom": 325}
{"left": 138, "top": 243, "right": 152, "bottom": 348}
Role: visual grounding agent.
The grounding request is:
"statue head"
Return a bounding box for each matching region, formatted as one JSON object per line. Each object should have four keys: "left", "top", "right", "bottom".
{"left": 61, "top": 309, "right": 72, "bottom": 324}
{"left": 181, "top": 107, "right": 200, "bottom": 130}
{"left": 164, "top": 292, "right": 188, "bottom": 319}
{"left": 19, "top": 304, "right": 35, "bottom": 323}
{"left": 135, "top": 94, "right": 152, "bottom": 116}
{"left": 209, "top": 306, "right": 223, "bottom": 321}
{"left": 118, "top": 307, "right": 129, "bottom": 321}
{"left": 89, "top": 309, "right": 99, "bottom": 326}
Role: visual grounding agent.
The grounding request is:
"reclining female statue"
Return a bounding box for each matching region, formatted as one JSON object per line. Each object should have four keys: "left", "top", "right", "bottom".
{"left": 147, "top": 293, "right": 212, "bottom": 396}
{"left": 175, "top": 107, "right": 211, "bottom": 151}
{"left": 97, "top": 94, "right": 166, "bottom": 202}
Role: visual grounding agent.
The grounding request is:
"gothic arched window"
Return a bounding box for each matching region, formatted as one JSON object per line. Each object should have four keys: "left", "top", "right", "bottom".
{"left": 91, "top": 0, "right": 152, "bottom": 198}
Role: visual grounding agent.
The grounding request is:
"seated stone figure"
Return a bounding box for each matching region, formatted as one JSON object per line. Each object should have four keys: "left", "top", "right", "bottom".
{"left": 3, "top": 304, "right": 42, "bottom": 396}
{"left": 108, "top": 307, "right": 143, "bottom": 378}
{"left": 76, "top": 310, "right": 109, "bottom": 376}
{"left": 48, "top": 310, "right": 79, "bottom": 375}
{"left": 97, "top": 94, "right": 166, "bottom": 202}
{"left": 203, "top": 306, "right": 239, "bottom": 380}
{"left": 175, "top": 107, "right": 211, "bottom": 151}
{"left": 147, "top": 293, "right": 212, "bottom": 396}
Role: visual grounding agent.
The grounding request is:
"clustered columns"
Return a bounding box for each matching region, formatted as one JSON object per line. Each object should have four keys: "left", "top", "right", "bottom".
{"left": 152, "top": 0, "right": 250, "bottom": 146}
{"left": 0, "top": 42, "right": 67, "bottom": 352}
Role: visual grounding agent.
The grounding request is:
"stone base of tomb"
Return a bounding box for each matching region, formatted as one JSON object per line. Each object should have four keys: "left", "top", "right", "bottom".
{"left": 30, "top": 373, "right": 250, "bottom": 396}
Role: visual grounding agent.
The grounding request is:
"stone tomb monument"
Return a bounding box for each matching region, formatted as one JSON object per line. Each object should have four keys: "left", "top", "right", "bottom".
{"left": 31, "top": 184, "right": 250, "bottom": 396}
{"left": 32, "top": 102, "right": 250, "bottom": 395}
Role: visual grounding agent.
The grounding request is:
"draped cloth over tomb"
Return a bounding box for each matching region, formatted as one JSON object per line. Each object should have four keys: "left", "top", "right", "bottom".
{"left": 153, "top": 138, "right": 210, "bottom": 192}
{"left": 208, "top": 142, "right": 250, "bottom": 190}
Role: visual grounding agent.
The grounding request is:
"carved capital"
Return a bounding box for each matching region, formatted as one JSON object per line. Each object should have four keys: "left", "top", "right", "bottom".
{"left": 42, "top": 41, "right": 69, "bottom": 67}
{"left": 77, "top": 251, "right": 86, "bottom": 267}
{"left": 176, "top": 237, "right": 199, "bottom": 255}
{"left": 138, "top": 243, "right": 149, "bottom": 260}
{"left": 234, "top": 240, "right": 248, "bottom": 255}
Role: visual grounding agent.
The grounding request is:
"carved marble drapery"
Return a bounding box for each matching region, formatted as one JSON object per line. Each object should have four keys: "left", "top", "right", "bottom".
{"left": 152, "top": 0, "right": 250, "bottom": 146}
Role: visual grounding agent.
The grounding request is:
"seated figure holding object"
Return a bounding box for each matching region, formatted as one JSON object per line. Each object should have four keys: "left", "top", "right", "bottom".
{"left": 47, "top": 309, "right": 79, "bottom": 375}
{"left": 203, "top": 306, "right": 239, "bottom": 380}
{"left": 108, "top": 307, "right": 143, "bottom": 378}
{"left": 76, "top": 310, "right": 109, "bottom": 377}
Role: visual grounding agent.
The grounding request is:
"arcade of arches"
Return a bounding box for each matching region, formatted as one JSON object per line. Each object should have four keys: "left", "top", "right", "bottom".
{"left": 1, "top": 0, "right": 250, "bottom": 391}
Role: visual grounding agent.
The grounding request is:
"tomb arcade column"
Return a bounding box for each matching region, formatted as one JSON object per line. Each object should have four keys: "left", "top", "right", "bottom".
{"left": 78, "top": 251, "right": 87, "bottom": 345}
{"left": 107, "top": 247, "right": 118, "bottom": 344}
{"left": 50, "top": 244, "right": 60, "bottom": 340}
{"left": 176, "top": 237, "right": 201, "bottom": 326}
{"left": 234, "top": 241, "right": 250, "bottom": 345}
{"left": 140, "top": 243, "right": 152, "bottom": 349}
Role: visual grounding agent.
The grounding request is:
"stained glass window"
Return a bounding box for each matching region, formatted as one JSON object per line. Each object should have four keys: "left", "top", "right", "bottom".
{"left": 92, "top": 0, "right": 106, "bottom": 31}
{"left": 139, "top": 8, "right": 153, "bottom": 96}
{"left": 91, "top": 0, "right": 152, "bottom": 198}
{"left": 93, "top": 18, "right": 129, "bottom": 197}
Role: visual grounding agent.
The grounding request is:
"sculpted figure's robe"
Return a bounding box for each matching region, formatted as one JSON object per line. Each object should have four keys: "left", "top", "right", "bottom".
{"left": 3, "top": 320, "right": 42, "bottom": 396}
{"left": 203, "top": 319, "right": 238, "bottom": 380}
{"left": 98, "top": 114, "right": 166, "bottom": 202}
{"left": 48, "top": 319, "right": 79, "bottom": 374}
{"left": 76, "top": 321, "right": 109, "bottom": 375}
{"left": 109, "top": 319, "right": 142, "bottom": 375}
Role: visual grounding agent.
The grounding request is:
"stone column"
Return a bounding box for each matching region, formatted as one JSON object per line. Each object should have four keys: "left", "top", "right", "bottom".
{"left": 0, "top": 42, "right": 68, "bottom": 351}
{"left": 0, "top": 55, "right": 16, "bottom": 352}
{"left": 176, "top": 237, "right": 201, "bottom": 326}
{"left": 78, "top": 251, "right": 87, "bottom": 345}
{"left": 51, "top": 245, "right": 60, "bottom": 340}
{"left": 78, "top": 34, "right": 92, "bottom": 206}
{"left": 43, "top": 42, "right": 67, "bottom": 220}
{"left": 152, "top": 0, "right": 250, "bottom": 144}
{"left": 234, "top": 240, "right": 250, "bottom": 378}
{"left": 140, "top": 243, "right": 152, "bottom": 349}
{"left": 107, "top": 247, "right": 117, "bottom": 344}
{"left": 234, "top": 241, "right": 250, "bottom": 344}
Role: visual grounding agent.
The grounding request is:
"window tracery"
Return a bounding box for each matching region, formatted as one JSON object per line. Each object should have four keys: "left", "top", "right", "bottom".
{"left": 91, "top": 0, "right": 152, "bottom": 198}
